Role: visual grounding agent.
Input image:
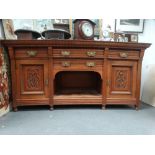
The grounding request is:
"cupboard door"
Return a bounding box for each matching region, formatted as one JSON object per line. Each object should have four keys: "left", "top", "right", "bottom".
{"left": 107, "top": 60, "right": 137, "bottom": 99}
{"left": 16, "top": 60, "right": 49, "bottom": 99}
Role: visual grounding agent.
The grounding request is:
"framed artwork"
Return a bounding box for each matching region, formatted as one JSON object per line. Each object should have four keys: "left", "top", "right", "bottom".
{"left": 130, "top": 34, "right": 138, "bottom": 42}
{"left": 124, "top": 33, "right": 138, "bottom": 42}
{"left": 91, "top": 19, "right": 102, "bottom": 38}
{"left": 51, "top": 19, "right": 69, "bottom": 24}
{"left": 13, "top": 19, "right": 34, "bottom": 30}
{"left": 13, "top": 19, "right": 70, "bottom": 33}
{"left": 115, "top": 19, "right": 144, "bottom": 33}
{"left": 34, "top": 19, "right": 53, "bottom": 32}
{"left": 2, "top": 19, "right": 16, "bottom": 39}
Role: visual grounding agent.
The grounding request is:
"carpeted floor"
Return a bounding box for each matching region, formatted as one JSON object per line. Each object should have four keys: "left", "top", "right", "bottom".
{"left": 0, "top": 103, "right": 155, "bottom": 135}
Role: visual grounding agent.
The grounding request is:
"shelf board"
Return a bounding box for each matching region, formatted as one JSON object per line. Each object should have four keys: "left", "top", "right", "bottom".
{"left": 53, "top": 94, "right": 102, "bottom": 105}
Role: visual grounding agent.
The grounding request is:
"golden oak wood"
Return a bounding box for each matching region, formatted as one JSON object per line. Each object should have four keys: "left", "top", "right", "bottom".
{"left": 48, "top": 47, "right": 54, "bottom": 110}
{"left": 0, "top": 40, "right": 151, "bottom": 111}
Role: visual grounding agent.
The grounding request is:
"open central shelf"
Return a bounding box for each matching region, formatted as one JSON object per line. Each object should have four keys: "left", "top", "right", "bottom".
{"left": 54, "top": 71, "right": 102, "bottom": 105}
{"left": 54, "top": 71, "right": 102, "bottom": 95}
{"left": 55, "top": 88, "right": 100, "bottom": 95}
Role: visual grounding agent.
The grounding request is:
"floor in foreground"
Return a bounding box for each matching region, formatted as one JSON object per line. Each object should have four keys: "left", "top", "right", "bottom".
{"left": 0, "top": 103, "right": 155, "bottom": 135}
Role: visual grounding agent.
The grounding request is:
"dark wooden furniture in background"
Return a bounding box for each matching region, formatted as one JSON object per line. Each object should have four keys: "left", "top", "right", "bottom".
{"left": 1, "top": 40, "right": 150, "bottom": 111}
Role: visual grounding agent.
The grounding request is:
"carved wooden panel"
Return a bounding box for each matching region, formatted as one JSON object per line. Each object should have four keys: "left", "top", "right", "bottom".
{"left": 112, "top": 67, "right": 131, "bottom": 92}
{"left": 107, "top": 61, "right": 137, "bottom": 99}
{"left": 115, "top": 70, "right": 127, "bottom": 89}
{"left": 16, "top": 60, "right": 49, "bottom": 99}
{"left": 23, "top": 65, "right": 44, "bottom": 92}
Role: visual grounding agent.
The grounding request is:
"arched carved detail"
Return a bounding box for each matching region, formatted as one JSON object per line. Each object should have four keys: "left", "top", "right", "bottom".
{"left": 53, "top": 70, "right": 102, "bottom": 79}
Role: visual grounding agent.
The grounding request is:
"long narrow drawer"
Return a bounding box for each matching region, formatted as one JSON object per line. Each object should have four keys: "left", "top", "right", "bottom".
{"left": 53, "top": 59, "right": 103, "bottom": 71}
{"left": 108, "top": 50, "right": 139, "bottom": 59}
{"left": 15, "top": 47, "right": 48, "bottom": 58}
{"left": 53, "top": 49, "right": 104, "bottom": 58}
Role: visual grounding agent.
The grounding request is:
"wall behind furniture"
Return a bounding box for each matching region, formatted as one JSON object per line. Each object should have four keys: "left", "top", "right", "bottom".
{"left": 139, "top": 19, "right": 155, "bottom": 107}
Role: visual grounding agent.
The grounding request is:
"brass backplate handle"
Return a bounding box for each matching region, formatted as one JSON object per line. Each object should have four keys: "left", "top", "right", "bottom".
{"left": 61, "top": 51, "right": 70, "bottom": 56}
{"left": 62, "top": 62, "right": 70, "bottom": 67}
{"left": 27, "top": 51, "right": 38, "bottom": 57}
{"left": 120, "top": 52, "right": 128, "bottom": 58}
{"left": 87, "top": 51, "right": 96, "bottom": 57}
{"left": 86, "top": 62, "right": 95, "bottom": 67}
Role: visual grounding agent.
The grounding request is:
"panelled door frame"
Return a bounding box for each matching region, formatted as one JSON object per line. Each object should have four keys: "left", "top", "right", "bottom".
{"left": 15, "top": 60, "right": 49, "bottom": 99}
{"left": 107, "top": 60, "right": 137, "bottom": 99}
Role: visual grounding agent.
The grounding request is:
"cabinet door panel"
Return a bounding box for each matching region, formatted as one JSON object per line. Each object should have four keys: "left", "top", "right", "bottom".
{"left": 16, "top": 60, "right": 49, "bottom": 99}
{"left": 22, "top": 65, "right": 44, "bottom": 94}
{"left": 107, "top": 60, "right": 137, "bottom": 99}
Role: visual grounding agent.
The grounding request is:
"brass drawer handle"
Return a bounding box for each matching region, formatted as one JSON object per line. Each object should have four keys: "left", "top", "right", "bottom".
{"left": 62, "top": 62, "right": 70, "bottom": 67}
{"left": 27, "top": 51, "right": 38, "bottom": 57}
{"left": 119, "top": 52, "right": 128, "bottom": 58}
{"left": 87, "top": 51, "right": 96, "bottom": 57}
{"left": 61, "top": 51, "right": 70, "bottom": 56}
{"left": 86, "top": 62, "right": 95, "bottom": 67}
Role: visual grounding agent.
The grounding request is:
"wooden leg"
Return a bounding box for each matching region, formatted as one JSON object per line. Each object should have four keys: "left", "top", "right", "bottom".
{"left": 13, "top": 107, "right": 18, "bottom": 112}
{"left": 50, "top": 106, "right": 54, "bottom": 111}
{"left": 102, "top": 105, "right": 106, "bottom": 110}
{"left": 135, "top": 105, "right": 139, "bottom": 111}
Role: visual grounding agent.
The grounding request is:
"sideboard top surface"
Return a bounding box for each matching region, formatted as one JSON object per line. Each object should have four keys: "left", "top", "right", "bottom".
{"left": 0, "top": 40, "right": 151, "bottom": 50}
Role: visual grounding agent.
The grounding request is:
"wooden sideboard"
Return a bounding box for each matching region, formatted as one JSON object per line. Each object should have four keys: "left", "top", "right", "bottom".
{"left": 0, "top": 40, "right": 151, "bottom": 111}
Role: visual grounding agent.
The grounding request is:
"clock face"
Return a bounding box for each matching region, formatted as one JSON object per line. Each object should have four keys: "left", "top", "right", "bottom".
{"left": 81, "top": 22, "right": 93, "bottom": 37}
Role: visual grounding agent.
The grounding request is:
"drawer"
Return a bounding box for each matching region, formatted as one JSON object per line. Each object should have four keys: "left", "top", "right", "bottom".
{"left": 15, "top": 47, "right": 48, "bottom": 58}
{"left": 53, "top": 49, "right": 104, "bottom": 58}
{"left": 108, "top": 50, "right": 139, "bottom": 59}
{"left": 53, "top": 59, "right": 103, "bottom": 71}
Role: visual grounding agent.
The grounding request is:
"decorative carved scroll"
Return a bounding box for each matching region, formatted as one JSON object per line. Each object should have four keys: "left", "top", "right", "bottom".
{"left": 115, "top": 70, "right": 127, "bottom": 88}
{"left": 27, "top": 67, "right": 40, "bottom": 89}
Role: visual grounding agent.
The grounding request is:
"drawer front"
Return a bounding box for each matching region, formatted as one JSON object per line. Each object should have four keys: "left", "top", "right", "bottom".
{"left": 15, "top": 47, "right": 48, "bottom": 58}
{"left": 108, "top": 50, "right": 139, "bottom": 59}
{"left": 53, "top": 49, "right": 104, "bottom": 58}
{"left": 53, "top": 59, "right": 103, "bottom": 71}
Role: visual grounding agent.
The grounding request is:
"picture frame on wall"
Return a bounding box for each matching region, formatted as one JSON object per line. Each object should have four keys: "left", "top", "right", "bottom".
{"left": 124, "top": 33, "right": 138, "bottom": 42}
{"left": 115, "top": 19, "right": 144, "bottom": 33}
{"left": 34, "top": 19, "right": 53, "bottom": 32}
{"left": 91, "top": 19, "right": 103, "bottom": 38}
{"left": 13, "top": 19, "right": 34, "bottom": 30}
{"left": 130, "top": 33, "right": 138, "bottom": 42}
